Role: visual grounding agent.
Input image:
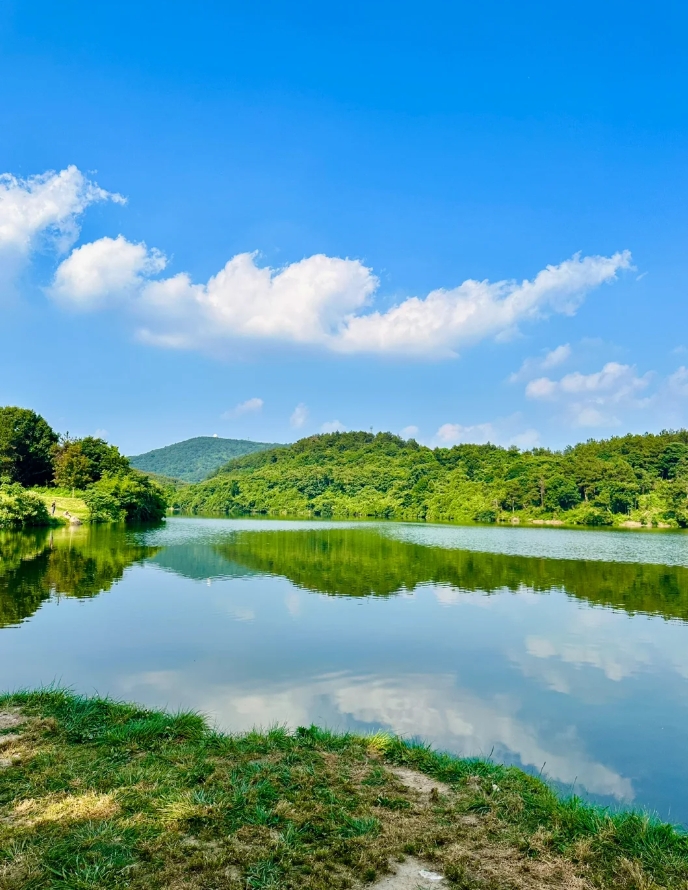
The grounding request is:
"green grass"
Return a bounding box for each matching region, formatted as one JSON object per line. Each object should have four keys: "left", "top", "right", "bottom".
{"left": 0, "top": 690, "right": 686, "bottom": 889}
{"left": 31, "top": 489, "right": 90, "bottom": 524}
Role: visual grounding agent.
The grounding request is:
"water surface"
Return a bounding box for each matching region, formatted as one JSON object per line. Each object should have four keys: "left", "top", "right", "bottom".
{"left": 1, "top": 518, "right": 688, "bottom": 823}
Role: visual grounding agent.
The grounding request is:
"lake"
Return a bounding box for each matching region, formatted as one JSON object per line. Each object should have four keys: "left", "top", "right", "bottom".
{"left": 2, "top": 517, "right": 688, "bottom": 823}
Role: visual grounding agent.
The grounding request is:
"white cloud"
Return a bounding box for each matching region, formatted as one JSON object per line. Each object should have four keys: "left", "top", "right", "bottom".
{"left": 525, "top": 362, "right": 652, "bottom": 427}
{"left": 290, "top": 403, "right": 309, "bottom": 429}
{"left": 0, "top": 166, "right": 123, "bottom": 255}
{"left": 436, "top": 422, "right": 495, "bottom": 445}
{"left": 541, "top": 343, "right": 572, "bottom": 368}
{"left": 509, "top": 428, "right": 541, "bottom": 450}
{"left": 222, "top": 397, "right": 263, "bottom": 419}
{"left": 335, "top": 253, "right": 630, "bottom": 356}
{"left": 49, "top": 232, "right": 631, "bottom": 357}
{"left": 435, "top": 419, "right": 540, "bottom": 450}
{"left": 51, "top": 235, "right": 166, "bottom": 307}
{"left": 509, "top": 343, "right": 571, "bottom": 383}
{"left": 525, "top": 377, "right": 558, "bottom": 399}
{"left": 400, "top": 425, "right": 419, "bottom": 438}
{"left": 321, "top": 420, "right": 346, "bottom": 433}
{"left": 667, "top": 366, "right": 688, "bottom": 398}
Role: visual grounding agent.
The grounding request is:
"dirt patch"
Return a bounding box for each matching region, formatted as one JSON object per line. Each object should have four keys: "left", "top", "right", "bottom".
{"left": 370, "top": 857, "right": 445, "bottom": 889}
{"left": 389, "top": 767, "right": 451, "bottom": 797}
{"left": 0, "top": 712, "right": 23, "bottom": 731}
{"left": 439, "top": 839, "right": 592, "bottom": 890}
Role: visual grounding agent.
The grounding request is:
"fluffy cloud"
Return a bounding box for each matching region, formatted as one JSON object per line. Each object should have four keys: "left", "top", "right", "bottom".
{"left": 50, "top": 229, "right": 631, "bottom": 357}
{"left": 334, "top": 253, "right": 630, "bottom": 356}
{"left": 0, "top": 166, "right": 123, "bottom": 255}
{"left": 321, "top": 420, "right": 346, "bottom": 433}
{"left": 222, "top": 397, "right": 263, "bottom": 419}
{"left": 3, "top": 166, "right": 632, "bottom": 357}
{"left": 290, "top": 403, "right": 309, "bottom": 429}
{"left": 51, "top": 235, "right": 166, "bottom": 307}
{"left": 525, "top": 362, "right": 652, "bottom": 426}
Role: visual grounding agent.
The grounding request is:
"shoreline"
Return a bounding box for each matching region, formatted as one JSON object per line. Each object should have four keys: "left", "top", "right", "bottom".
{"left": 170, "top": 509, "right": 688, "bottom": 534}
{"left": 0, "top": 690, "right": 686, "bottom": 889}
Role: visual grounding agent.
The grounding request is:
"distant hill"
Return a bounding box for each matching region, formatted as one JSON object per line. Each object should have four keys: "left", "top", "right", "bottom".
{"left": 129, "top": 436, "right": 281, "bottom": 483}
{"left": 174, "top": 428, "right": 688, "bottom": 527}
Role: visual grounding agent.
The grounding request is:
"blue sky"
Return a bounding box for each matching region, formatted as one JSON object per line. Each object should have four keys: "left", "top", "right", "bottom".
{"left": 2, "top": 1, "right": 688, "bottom": 454}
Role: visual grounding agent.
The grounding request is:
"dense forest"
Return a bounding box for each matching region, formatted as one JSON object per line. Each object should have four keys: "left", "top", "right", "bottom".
{"left": 129, "top": 435, "right": 280, "bottom": 482}
{"left": 175, "top": 429, "right": 688, "bottom": 528}
{"left": 0, "top": 406, "right": 167, "bottom": 527}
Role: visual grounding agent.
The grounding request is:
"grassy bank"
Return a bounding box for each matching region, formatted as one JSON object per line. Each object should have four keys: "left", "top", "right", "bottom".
{"left": 0, "top": 692, "right": 686, "bottom": 889}
{"left": 32, "top": 489, "right": 90, "bottom": 524}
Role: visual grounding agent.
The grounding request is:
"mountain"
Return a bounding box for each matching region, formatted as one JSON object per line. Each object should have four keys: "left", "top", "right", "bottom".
{"left": 129, "top": 436, "right": 281, "bottom": 483}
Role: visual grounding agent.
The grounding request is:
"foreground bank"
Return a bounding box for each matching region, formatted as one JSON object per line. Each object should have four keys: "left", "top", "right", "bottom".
{"left": 0, "top": 691, "right": 686, "bottom": 889}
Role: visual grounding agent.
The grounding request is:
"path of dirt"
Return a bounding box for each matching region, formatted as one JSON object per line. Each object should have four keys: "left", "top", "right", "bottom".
{"left": 369, "top": 857, "right": 445, "bottom": 889}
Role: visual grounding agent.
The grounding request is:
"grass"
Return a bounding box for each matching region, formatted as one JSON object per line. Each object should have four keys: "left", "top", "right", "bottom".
{"left": 31, "top": 490, "right": 90, "bottom": 525}
{"left": 0, "top": 691, "right": 686, "bottom": 889}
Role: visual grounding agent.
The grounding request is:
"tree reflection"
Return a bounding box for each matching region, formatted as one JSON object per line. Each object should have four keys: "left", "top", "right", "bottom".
{"left": 0, "top": 527, "right": 158, "bottom": 627}
{"left": 216, "top": 528, "right": 688, "bottom": 622}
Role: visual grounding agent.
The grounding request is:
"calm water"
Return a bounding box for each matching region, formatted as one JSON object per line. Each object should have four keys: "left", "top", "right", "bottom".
{"left": 2, "top": 518, "right": 688, "bottom": 822}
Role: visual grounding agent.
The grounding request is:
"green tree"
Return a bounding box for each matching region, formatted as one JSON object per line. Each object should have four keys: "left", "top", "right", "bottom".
{"left": 0, "top": 407, "right": 58, "bottom": 486}
{"left": 544, "top": 475, "right": 581, "bottom": 511}
{"left": 89, "top": 473, "right": 168, "bottom": 522}
{"left": 53, "top": 436, "right": 130, "bottom": 490}
{"left": 79, "top": 437, "right": 130, "bottom": 478}
{"left": 658, "top": 442, "right": 688, "bottom": 479}
{"left": 53, "top": 441, "right": 92, "bottom": 492}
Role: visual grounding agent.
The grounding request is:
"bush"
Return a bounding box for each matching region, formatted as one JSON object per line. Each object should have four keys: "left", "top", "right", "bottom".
{"left": 82, "top": 489, "right": 126, "bottom": 523}
{"left": 473, "top": 507, "right": 497, "bottom": 523}
{"left": 568, "top": 505, "right": 613, "bottom": 527}
{"left": 0, "top": 483, "right": 50, "bottom": 528}
{"left": 89, "top": 473, "right": 168, "bottom": 522}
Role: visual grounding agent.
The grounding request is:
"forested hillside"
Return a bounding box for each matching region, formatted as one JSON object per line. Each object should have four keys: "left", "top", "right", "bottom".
{"left": 174, "top": 430, "right": 688, "bottom": 527}
{"left": 129, "top": 436, "right": 280, "bottom": 482}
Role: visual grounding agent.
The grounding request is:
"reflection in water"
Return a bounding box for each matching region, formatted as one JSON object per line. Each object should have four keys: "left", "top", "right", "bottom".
{"left": 0, "top": 526, "right": 158, "bottom": 626}
{"left": 215, "top": 528, "right": 688, "bottom": 621}
{"left": 2, "top": 518, "right": 688, "bottom": 821}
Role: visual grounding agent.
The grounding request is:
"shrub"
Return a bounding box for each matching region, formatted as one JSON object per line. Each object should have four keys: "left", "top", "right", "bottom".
{"left": 473, "top": 507, "right": 497, "bottom": 523}
{"left": 89, "top": 473, "right": 168, "bottom": 522}
{"left": 0, "top": 483, "right": 50, "bottom": 528}
{"left": 568, "top": 505, "right": 613, "bottom": 526}
{"left": 82, "top": 489, "right": 126, "bottom": 523}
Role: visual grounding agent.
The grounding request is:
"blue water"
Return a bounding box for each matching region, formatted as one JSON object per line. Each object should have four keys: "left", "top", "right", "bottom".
{"left": 2, "top": 517, "right": 688, "bottom": 824}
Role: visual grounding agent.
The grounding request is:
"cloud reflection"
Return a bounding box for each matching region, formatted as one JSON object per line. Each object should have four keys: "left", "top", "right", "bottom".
{"left": 120, "top": 668, "right": 633, "bottom": 802}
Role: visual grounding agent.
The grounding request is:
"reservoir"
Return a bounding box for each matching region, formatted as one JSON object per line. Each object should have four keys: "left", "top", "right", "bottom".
{"left": 2, "top": 517, "right": 688, "bottom": 823}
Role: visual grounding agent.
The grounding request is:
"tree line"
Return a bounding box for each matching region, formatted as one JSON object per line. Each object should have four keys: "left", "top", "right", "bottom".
{"left": 175, "top": 429, "right": 688, "bottom": 527}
